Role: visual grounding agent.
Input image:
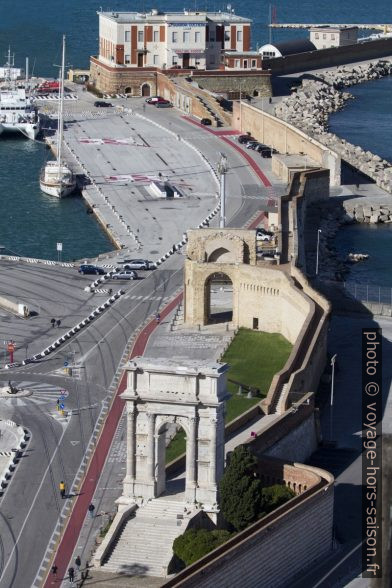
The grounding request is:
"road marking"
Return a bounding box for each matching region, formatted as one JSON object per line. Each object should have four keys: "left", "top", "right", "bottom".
{"left": 77, "top": 270, "right": 181, "bottom": 364}
{"left": 0, "top": 415, "right": 70, "bottom": 584}
{"left": 70, "top": 441, "right": 80, "bottom": 446}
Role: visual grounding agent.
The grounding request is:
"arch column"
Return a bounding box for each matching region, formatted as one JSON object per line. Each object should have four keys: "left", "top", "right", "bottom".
{"left": 185, "top": 417, "right": 197, "bottom": 501}
{"left": 209, "top": 417, "right": 217, "bottom": 487}
{"left": 147, "top": 412, "right": 156, "bottom": 484}
{"left": 126, "top": 403, "right": 136, "bottom": 479}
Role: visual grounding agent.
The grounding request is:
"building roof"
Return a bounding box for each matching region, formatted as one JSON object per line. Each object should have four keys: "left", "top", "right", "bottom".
{"left": 99, "top": 10, "right": 251, "bottom": 25}
{"left": 260, "top": 38, "right": 316, "bottom": 56}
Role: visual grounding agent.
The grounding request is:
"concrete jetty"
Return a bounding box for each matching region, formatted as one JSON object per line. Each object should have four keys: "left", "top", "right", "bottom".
{"left": 38, "top": 92, "right": 220, "bottom": 262}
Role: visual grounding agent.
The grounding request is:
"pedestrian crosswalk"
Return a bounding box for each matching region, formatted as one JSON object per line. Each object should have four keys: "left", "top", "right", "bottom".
{"left": 0, "top": 381, "right": 69, "bottom": 408}
{"left": 123, "top": 294, "right": 171, "bottom": 302}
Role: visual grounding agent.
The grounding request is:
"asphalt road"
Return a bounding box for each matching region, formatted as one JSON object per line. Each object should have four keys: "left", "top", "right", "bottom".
{"left": 0, "top": 107, "right": 276, "bottom": 588}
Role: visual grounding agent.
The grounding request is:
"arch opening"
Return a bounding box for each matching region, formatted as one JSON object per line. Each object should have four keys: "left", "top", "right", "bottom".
{"left": 124, "top": 86, "right": 133, "bottom": 95}
{"left": 141, "top": 83, "right": 151, "bottom": 97}
{"left": 206, "top": 272, "right": 233, "bottom": 324}
{"left": 156, "top": 421, "right": 187, "bottom": 497}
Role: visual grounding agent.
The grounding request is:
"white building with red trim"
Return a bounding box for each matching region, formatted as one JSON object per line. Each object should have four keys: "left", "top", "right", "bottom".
{"left": 96, "top": 9, "right": 252, "bottom": 71}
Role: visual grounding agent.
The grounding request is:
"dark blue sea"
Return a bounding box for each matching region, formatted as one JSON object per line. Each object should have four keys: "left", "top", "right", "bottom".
{"left": 0, "top": 0, "right": 391, "bottom": 263}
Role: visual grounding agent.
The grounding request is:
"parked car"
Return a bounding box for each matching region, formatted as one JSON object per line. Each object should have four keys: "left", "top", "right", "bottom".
{"left": 257, "top": 233, "right": 273, "bottom": 242}
{"left": 200, "top": 118, "right": 212, "bottom": 126}
{"left": 117, "top": 258, "right": 153, "bottom": 269}
{"left": 238, "top": 134, "right": 255, "bottom": 144}
{"left": 155, "top": 100, "right": 173, "bottom": 108}
{"left": 94, "top": 101, "right": 113, "bottom": 108}
{"left": 145, "top": 96, "right": 165, "bottom": 104}
{"left": 122, "top": 260, "right": 150, "bottom": 270}
{"left": 256, "top": 228, "right": 273, "bottom": 237}
{"left": 78, "top": 264, "right": 106, "bottom": 275}
{"left": 112, "top": 270, "right": 138, "bottom": 280}
{"left": 255, "top": 143, "right": 268, "bottom": 152}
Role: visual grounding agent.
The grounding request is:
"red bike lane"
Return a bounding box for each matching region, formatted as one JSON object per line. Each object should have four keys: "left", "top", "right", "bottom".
{"left": 44, "top": 292, "right": 183, "bottom": 586}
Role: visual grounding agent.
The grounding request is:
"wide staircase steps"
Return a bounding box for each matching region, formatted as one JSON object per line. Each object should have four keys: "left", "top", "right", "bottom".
{"left": 102, "top": 498, "right": 194, "bottom": 577}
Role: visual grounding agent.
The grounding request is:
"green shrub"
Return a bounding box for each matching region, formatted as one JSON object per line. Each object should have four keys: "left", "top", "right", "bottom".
{"left": 219, "top": 445, "right": 261, "bottom": 531}
{"left": 173, "top": 528, "right": 233, "bottom": 566}
{"left": 261, "top": 484, "right": 296, "bottom": 515}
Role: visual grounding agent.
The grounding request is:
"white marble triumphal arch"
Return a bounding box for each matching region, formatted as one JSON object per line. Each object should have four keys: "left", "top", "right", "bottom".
{"left": 119, "top": 357, "right": 229, "bottom": 510}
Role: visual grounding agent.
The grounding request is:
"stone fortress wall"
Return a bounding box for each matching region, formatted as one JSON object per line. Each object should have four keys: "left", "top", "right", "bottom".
{"left": 163, "top": 457, "right": 334, "bottom": 588}
{"left": 262, "top": 36, "right": 392, "bottom": 75}
{"left": 232, "top": 100, "right": 341, "bottom": 186}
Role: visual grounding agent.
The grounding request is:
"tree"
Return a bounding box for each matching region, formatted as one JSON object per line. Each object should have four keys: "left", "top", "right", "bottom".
{"left": 173, "top": 529, "right": 233, "bottom": 566}
{"left": 260, "top": 484, "right": 296, "bottom": 516}
{"left": 219, "top": 445, "right": 262, "bottom": 531}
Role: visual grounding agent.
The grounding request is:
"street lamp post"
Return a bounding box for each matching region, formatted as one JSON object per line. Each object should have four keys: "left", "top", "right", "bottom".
{"left": 239, "top": 81, "right": 242, "bottom": 133}
{"left": 316, "top": 228, "right": 322, "bottom": 276}
{"left": 330, "top": 354, "right": 337, "bottom": 442}
{"left": 218, "top": 153, "right": 228, "bottom": 228}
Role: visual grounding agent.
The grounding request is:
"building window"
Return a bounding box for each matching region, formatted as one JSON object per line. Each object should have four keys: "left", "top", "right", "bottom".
{"left": 138, "top": 30, "right": 144, "bottom": 43}
{"left": 125, "top": 54, "right": 130, "bottom": 64}
{"left": 225, "top": 32, "right": 230, "bottom": 41}
{"left": 183, "top": 31, "right": 190, "bottom": 43}
{"left": 172, "top": 56, "right": 178, "bottom": 65}
{"left": 323, "top": 33, "right": 326, "bottom": 39}
{"left": 315, "top": 33, "right": 319, "bottom": 39}
{"left": 251, "top": 59, "right": 256, "bottom": 68}
{"left": 237, "top": 30, "right": 242, "bottom": 42}
{"left": 172, "top": 31, "right": 178, "bottom": 43}
{"left": 153, "top": 54, "right": 159, "bottom": 65}
{"left": 235, "top": 59, "right": 240, "bottom": 68}
{"left": 331, "top": 34, "right": 335, "bottom": 40}
{"left": 154, "top": 30, "right": 159, "bottom": 42}
{"left": 195, "top": 31, "right": 201, "bottom": 43}
{"left": 243, "top": 59, "right": 248, "bottom": 68}
{"left": 125, "top": 31, "right": 131, "bottom": 42}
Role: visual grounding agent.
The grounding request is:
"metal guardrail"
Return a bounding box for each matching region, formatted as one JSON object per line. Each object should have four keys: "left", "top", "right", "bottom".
{"left": 344, "top": 281, "right": 392, "bottom": 305}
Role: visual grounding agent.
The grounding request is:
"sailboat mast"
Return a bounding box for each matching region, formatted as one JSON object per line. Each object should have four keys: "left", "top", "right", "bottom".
{"left": 57, "top": 35, "right": 66, "bottom": 180}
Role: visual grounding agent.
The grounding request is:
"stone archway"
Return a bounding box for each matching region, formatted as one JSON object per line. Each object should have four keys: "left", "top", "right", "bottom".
{"left": 120, "top": 357, "right": 228, "bottom": 509}
{"left": 206, "top": 272, "right": 233, "bottom": 324}
{"left": 141, "top": 83, "right": 151, "bottom": 97}
{"left": 125, "top": 86, "right": 132, "bottom": 95}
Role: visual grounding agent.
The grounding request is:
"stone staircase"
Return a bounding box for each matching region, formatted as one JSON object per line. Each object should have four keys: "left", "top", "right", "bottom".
{"left": 101, "top": 498, "right": 194, "bottom": 577}
{"left": 170, "top": 303, "right": 184, "bottom": 331}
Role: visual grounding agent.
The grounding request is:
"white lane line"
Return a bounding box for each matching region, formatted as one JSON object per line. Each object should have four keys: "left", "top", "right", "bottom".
{"left": 77, "top": 270, "right": 181, "bottom": 364}
{"left": 0, "top": 416, "right": 71, "bottom": 584}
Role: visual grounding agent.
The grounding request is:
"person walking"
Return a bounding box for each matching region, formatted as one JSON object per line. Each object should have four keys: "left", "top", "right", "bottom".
{"left": 56, "top": 319, "right": 61, "bottom": 328}
{"left": 88, "top": 503, "right": 95, "bottom": 519}
{"left": 155, "top": 313, "right": 161, "bottom": 325}
{"left": 68, "top": 566, "right": 75, "bottom": 584}
{"left": 59, "top": 480, "right": 65, "bottom": 499}
{"left": 51, "top": 564, "right": 58, "bottom": 577}
{"left": 50, "top": 318, "right": 56, "bottom": 328}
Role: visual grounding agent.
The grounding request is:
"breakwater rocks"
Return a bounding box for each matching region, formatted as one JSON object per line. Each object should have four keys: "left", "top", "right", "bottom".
{"left": 274, "top": 60, "right": 392, "bottom": 192}
{"left": 343, "top": 202, "right": 392, "bottom": 224}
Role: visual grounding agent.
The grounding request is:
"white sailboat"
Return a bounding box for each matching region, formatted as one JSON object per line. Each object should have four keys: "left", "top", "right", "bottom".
{"left": 40, "top": 35, "right": 76, "bottom": 198}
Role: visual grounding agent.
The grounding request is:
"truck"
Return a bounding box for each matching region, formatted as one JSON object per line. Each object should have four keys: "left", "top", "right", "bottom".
{"left": 36, "top": 80, "right": 60, "bottom": 94}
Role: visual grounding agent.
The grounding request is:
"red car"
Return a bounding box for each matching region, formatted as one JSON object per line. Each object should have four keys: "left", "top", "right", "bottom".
{"left": 145, "top": 96, "right": 166, "bottom": 104}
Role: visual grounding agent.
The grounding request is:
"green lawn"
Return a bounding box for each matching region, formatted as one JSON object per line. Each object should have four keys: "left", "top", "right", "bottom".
{"left": 165, "top": 329, "right": 292, "bottom": 463}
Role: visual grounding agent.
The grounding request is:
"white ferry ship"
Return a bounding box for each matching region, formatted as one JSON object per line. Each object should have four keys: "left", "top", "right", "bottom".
{"left": 0, "top": 85, "right": 40, "bottom": 140}
{"left": 0, "top": 49, "right": 40, "bottom": 140}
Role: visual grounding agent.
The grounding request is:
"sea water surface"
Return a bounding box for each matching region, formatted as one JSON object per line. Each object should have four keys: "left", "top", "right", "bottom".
{"left": 0, "top": 0, "right": 391, "bottom": 261}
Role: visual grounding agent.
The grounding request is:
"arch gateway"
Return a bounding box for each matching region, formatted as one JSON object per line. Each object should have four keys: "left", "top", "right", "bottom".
{"left": 119, "top": 357, "right": 228, "bottom": 511}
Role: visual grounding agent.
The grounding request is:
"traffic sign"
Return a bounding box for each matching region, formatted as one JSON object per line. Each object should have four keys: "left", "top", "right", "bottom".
{"left": 64, "top": 361, "right": 68, "bottom": 367}
{"left": 60, "top": 403, "right": 65, "bottom": 410}
{"left": 57, "top": 242, "right": 63, "bottom": 252}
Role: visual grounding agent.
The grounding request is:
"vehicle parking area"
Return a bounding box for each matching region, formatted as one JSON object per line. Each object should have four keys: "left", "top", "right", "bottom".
{"left": 63, "top": 107, "right": 218, "bottom": 259}
{"left": 0, "top": 260, "right": 149, "bottom": 364}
